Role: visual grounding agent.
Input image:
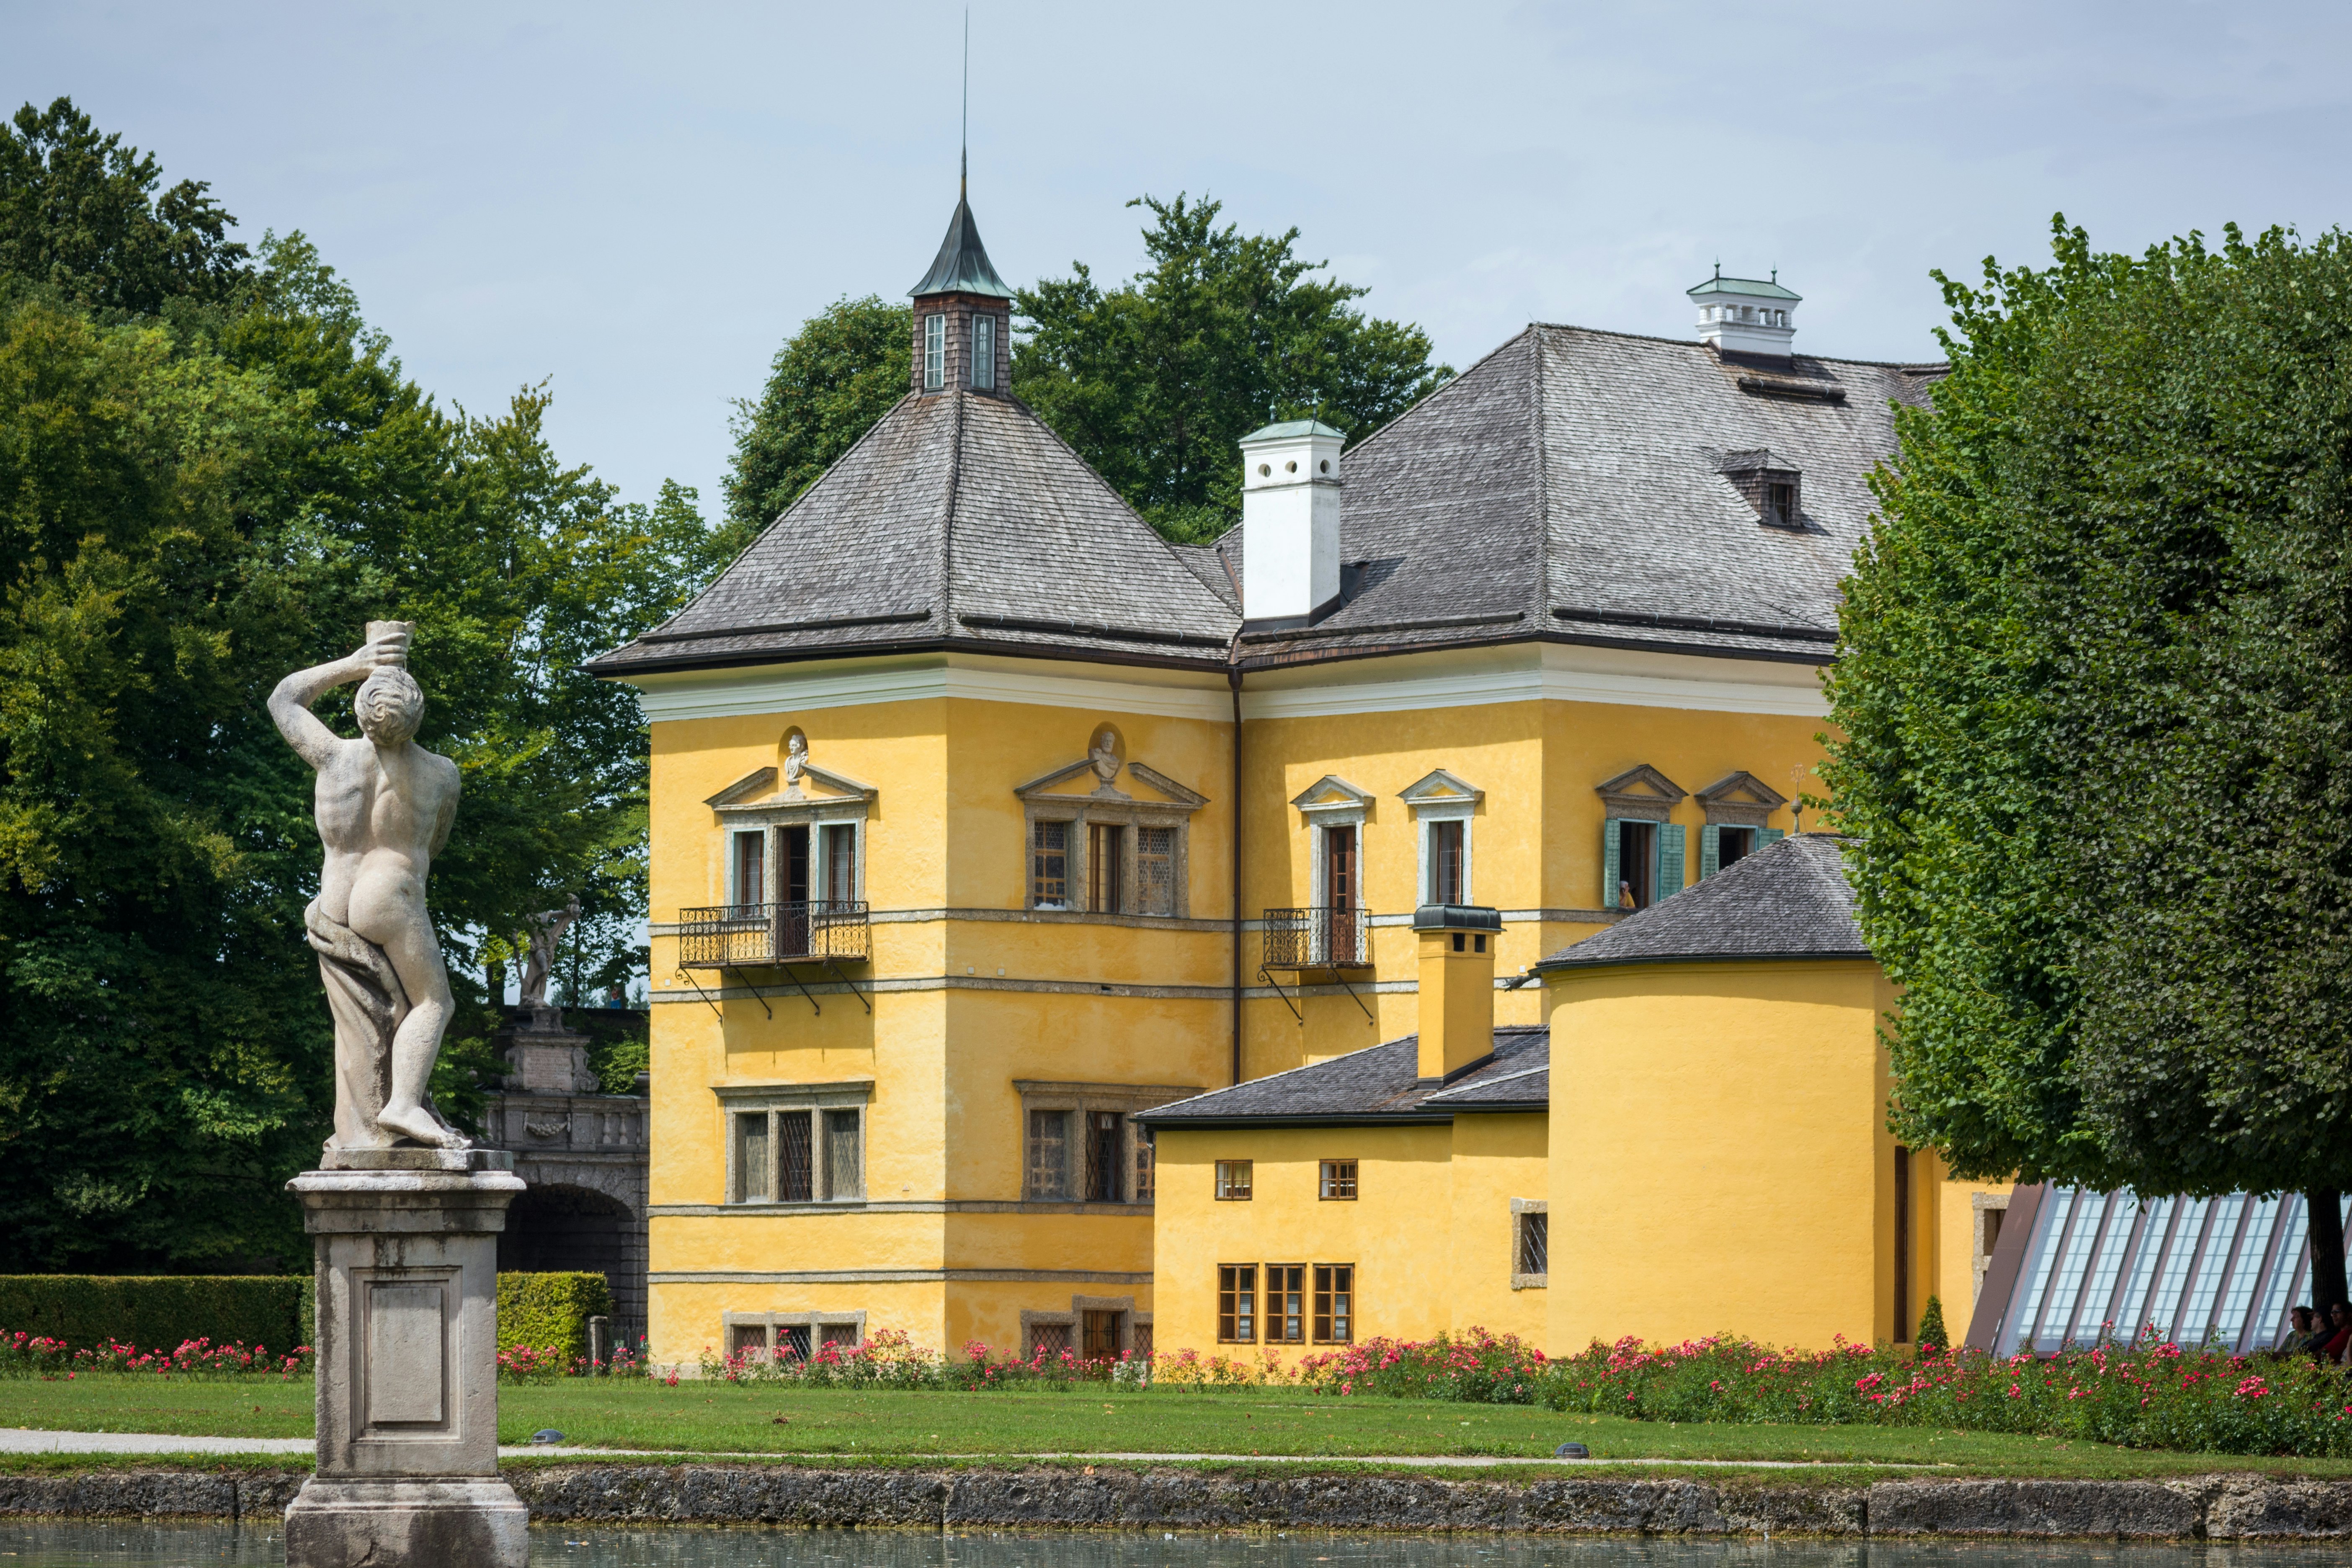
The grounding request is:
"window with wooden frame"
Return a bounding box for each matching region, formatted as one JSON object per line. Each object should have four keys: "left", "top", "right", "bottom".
{"left": 1266, "top": 1264, "right": 1306, "bottom": 1343}
{"left": 720, "top": 1082, "right": 870, "bottom": 1204}
{"left": 1426, "top": 820, "right": 1465, "bottom": 904}
{"left": 731, "top": 830, "right": 766, "bottom": 907}
{"left": 1030, "top": 820, "right": 1071, "bottom": 910}
{"left": 1133, "top": 1125, "right": 1155, "bottom": 1202}
{"left": 1081, "top": 1309, "right": 1121, "bottom": 1358}
{"left": 1015, "top": 749, "right": 1206, "bottom": 921}
{"left": 1018, "top": 1081, "right": 1196, "bottom": 1204}
{"left": 1088, "top": 823, "right": 1124, "bottom": 913}
{"left": 822, "top": 822, "right": 859, "bottom": 900}
{"left": 1215, "top": 1160, "right": 1253, "bottom": 1200}
{"left": 1025, "top": 1108, "right": 1071, "bottom": 1199}
{"left": 1318, "top": 1160, "right": 1358, "bottom": 1200}
{"left": 1313, "top": 1264, "right": 1354, "bottom": 1344}
{"left": 1217, "top": 1264, "right": 1257, "bottom": 1342}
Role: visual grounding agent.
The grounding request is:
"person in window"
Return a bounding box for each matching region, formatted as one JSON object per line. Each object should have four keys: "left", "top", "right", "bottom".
{"left": 1618, "top": 879, "right": 1635, "bottom": 911}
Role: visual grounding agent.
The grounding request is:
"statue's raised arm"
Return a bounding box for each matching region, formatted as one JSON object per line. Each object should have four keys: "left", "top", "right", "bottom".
{"left": 279, "top": 620, "right": 470, "bottom": 1152}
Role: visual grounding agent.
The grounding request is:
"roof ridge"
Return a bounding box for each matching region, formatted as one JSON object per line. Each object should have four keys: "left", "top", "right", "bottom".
{"left": 1000, "top": 389, "right": 1237, "bottom": 617}
{"left": 1528, "top": 320, "right": 1948, "bottom": 372}
{"left": 1530, "top": 316, "right": 1552, "bottom": 632}
{"left": 643, "top": 390, "right": 923, "bottom": 640}
{"left": 939, "top": 390, "right": 967, "bottom": 633}
{"left": 1343, "top": 324, "right": 1536, "bottom": 462}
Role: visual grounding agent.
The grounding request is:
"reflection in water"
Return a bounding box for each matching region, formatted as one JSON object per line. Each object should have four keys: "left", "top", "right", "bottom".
{"left": 5, "top": 1526, "right": 2352, "bottom": 1568}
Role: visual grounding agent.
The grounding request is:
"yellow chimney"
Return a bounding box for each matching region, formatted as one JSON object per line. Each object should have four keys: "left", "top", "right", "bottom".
{"left": 1414, "top": 904, "right": 1499, "bottom": 1082}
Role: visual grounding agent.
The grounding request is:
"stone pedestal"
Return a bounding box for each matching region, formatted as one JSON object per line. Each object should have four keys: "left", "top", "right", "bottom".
{"left": 284, "top": 1148, "right": 529, "bottom": 1568}
{"left": 499, "top": 1008, "right": 598, "bottom": 1096}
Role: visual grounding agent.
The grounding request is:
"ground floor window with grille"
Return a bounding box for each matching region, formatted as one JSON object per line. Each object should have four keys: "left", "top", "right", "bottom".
{"left": 1313, "top": 1264, "right": 1354, "bottom": 1343}
{"left": 1511, "top": 1199, "right": 1549, "bottom": 1288}
{"left": 1027, "top": 1320, "right": 1071, "bottom": 1357}
{"left": 723, "top": 1312, "right": 864, "bottom": 1364}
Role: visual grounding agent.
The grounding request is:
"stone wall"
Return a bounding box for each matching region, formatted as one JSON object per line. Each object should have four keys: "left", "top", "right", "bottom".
{"left": 11, "top": 1466, "right": 2352, "bottom": 1538}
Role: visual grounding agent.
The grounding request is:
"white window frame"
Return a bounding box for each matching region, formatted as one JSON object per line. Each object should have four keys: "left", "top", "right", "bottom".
{"left": 718, "top": 1081, "right": 872, "bottom": 1205}
{"left": 923, "top": 313, "right": 946, "bottom": 389}
{"left": 1292, "top": 775, "right": 1375, "bottom": 911}
{"left": 1398, "top": 769, "right": 1484, "bottom": 907}
{"left": 971, "top": 313, "right": 996, "bottom": 389}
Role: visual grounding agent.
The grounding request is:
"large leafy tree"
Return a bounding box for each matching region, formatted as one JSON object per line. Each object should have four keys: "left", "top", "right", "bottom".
{"left": 1016, "top": 195, "right": 1451, "bottom": 543}
{"left": 1826, "top": 217, "right": 2352, "bottom": 1312}
{"left": 724, "top": 197, "right": 1451, "bottom": 549}
{"left": 0, "top": 101, "right": 727, "bottom": 1269}
{"left": 722, "top": 294, "right": 910, "bottom": 555}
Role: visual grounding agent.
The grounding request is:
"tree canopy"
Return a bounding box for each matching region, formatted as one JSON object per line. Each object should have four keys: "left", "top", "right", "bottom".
{"left": 722, "top": 294, "right": 910, "bottom": 555}
{"left": 1824, "top": 217, "right": 2352, "bottom": 1304}
{"left": 0, "top": 99, "right": 727, "bottom": 1269}
{"left": 1016, "top": 195, "right": 1451, "bottom": 543}
{"left": 723, "top": 196, "right": 1452, "bottom": 548}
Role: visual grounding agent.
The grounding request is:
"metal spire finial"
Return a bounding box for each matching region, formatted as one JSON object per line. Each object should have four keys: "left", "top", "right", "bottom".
{"left": 960, "top": 10, "right": 969, "bottom": 199}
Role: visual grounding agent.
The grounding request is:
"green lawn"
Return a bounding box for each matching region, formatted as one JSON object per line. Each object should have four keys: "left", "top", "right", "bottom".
{"left": 9, "top": 1375, "right": 2352, "bottom": 1480}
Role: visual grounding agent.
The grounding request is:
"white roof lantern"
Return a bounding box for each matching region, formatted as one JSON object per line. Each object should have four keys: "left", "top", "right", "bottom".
{"left": 1689, "top": 267, "right": 1800, "bottom": 358}
{"left": 1238, "top": 419, "right": 1345, "bottom": 626}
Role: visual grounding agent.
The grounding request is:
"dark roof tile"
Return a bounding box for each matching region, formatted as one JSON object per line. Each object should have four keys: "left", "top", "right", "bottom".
{"left": 1136, "top": 1026, "right": 1548, "bottom": 1125}
{"left": 1534, "top": 832, "right": 1866, "bottom": 970}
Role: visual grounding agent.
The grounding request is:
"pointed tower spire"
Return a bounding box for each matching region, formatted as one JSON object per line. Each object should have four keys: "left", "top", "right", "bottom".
{"left": 909, "top": 18, "right": 1012, "bottom": 397}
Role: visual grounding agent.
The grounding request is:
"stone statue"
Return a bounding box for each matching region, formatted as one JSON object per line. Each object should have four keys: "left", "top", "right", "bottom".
{"left": 783, "top": 730, "right": 809, "bottom": 789}
{"left": 1088, "top": 727, "right": 1121, "bottom": 790}
{"left": 519, "top": 895, "right": 581, "bottom": 1014}
{"left": 269, "top": 620, "right": 470, "bottom": 1151}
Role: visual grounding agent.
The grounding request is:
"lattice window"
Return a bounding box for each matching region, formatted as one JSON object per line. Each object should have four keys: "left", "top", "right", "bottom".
{"left": 1031, "top": 820, "right": 1070, "bottom": 910}
{"left": 1026, "top": 1109, "right": 1071, "bottom": 1199}
{"left": 1136, "top": 825, "right": 1176, "bottom": 916}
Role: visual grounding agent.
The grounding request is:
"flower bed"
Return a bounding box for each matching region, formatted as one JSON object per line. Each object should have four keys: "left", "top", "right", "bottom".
{"left": 1536, "top": 1332, "right": 2352, "bottom": 1457}
{"left": 1, "top": 1331, "right": 309, "bottom": 1380}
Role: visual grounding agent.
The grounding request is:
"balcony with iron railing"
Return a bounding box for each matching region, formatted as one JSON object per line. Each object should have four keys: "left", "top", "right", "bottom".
{"left": 677, "top": 901, "right": 870, "bottom": 969}
{"left": 1261, "top": 906, "right": 1374, "bottom": 971}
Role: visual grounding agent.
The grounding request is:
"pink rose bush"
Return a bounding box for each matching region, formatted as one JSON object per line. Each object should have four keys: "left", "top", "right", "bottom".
{"left": 1536, "top": 1331, "right": 2352, "bottom": 1456}
{"left": 2, "top": 1331, "right": 309, "bottom": 1380}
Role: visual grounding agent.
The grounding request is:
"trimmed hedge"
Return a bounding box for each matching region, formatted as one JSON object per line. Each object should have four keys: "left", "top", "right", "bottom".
{"left": 496, "top": 1272, "right": 609, "bottom": 1362}
{"left": 0, "top": 1277, "right": 304, "bottom": 1354}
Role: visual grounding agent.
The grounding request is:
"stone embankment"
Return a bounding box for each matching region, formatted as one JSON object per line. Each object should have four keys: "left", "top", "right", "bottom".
{"left": 6, "top": 1465, "right": 2352, "bottom": 1538}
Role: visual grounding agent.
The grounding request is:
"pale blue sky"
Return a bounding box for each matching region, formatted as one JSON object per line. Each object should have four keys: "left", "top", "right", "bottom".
{"left": 9, "top": 2, "right": 2348, "bottom": 516}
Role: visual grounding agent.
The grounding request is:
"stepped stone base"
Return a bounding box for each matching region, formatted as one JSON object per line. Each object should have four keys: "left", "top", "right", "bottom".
{"left": 285, "top": 1477, "right": 527, "bottom": 1567}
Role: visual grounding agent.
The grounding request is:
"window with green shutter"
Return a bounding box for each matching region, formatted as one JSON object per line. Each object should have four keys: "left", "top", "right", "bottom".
{"left": 1656, "top": 822, "right": 1687, "bottom": 899}
{"left": 1604, "top": 820, "right": 1661, "bottom": 909}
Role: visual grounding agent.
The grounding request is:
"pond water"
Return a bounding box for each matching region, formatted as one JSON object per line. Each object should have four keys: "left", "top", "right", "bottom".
{"left": 6, "top": 1528, "right": 2352, "bottom": 1568}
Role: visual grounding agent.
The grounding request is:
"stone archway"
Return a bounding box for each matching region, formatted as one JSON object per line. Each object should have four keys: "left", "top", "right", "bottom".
{"left": 497, "top": 1181, "right": 644, "bottom": 1348}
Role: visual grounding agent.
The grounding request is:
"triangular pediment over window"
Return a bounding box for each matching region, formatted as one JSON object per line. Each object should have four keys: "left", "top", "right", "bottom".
{"left": 1290, "top": 774, "right": 1375, "bottom": 815}
{"left": 1397, "top": 768, "right": 1485, "bottom": 811}
{"left": 1696, "top": 770, "right": 1789, "bottom": 826}
{"left": 707, "top": 762, "right": 879, "bottom": 818}
{"left": 1016, "top": 757, "right": 1208, "bottom": 812}
{"left": 1594, "top": 763, "right": 1687, "bottom": 821}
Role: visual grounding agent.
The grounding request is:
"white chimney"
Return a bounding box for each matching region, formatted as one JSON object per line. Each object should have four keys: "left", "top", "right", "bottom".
{"left": 1689, "top": 267, "right": 1800, "bottom": 358}
{"left": 1239, "top": 420, "right": 1344, "bottom": 624}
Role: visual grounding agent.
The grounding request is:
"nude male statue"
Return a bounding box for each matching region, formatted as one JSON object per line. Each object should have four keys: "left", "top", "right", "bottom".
{"left": 269, "top": 621, "right": 470, "bottom": 1150}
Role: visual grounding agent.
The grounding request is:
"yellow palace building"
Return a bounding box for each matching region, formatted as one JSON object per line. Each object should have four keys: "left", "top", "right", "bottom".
{"left": 589, "top": 189, "right": 1964, "bottom": 1366}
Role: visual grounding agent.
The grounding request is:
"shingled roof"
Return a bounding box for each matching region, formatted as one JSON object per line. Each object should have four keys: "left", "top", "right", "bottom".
{"left": 587, "top": 389, "right": 1240, "bottom": 676}
{"left": 1135, "top": 1026, "right": 1548, "bottom": 1127}
{"left": 590, "top": 233, "right": 1941, "bottom": 681}
{"left": 1233, "top": 325, "right": 1942, "bottom": 668}
{"left": 1534, "top": 833, "right": 1868, "bottom": 972}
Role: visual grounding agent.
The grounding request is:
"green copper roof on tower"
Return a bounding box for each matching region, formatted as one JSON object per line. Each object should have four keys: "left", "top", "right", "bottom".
{"left": 910, "top": 194, "right": 1014, "bottom": 300}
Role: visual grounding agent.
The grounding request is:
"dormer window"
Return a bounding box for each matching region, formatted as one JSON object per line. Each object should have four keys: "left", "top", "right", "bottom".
{"left": 1720, "top": 449, "right": 1804, "bottom": 530}
{"left": 923, "top": 315, "right": 946, "bottom": 390}
{"left": 972, "top": 315, "right": 995, "bottom": 390}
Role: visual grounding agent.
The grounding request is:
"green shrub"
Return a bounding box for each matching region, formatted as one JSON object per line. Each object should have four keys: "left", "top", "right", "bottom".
{"left": 497, "top": 1272, "right": 609, "bottom": 1364}
{"left": 1916, "top": 1295, "right": 1950, "bottom": 1353}
{"left": 0, "top": 1277, "right": 303, "bottom": 1354}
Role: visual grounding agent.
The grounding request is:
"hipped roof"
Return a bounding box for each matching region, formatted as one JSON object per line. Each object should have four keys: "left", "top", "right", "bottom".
{"left": 1534, "top": 833, "right": 1869, "bottom": 971}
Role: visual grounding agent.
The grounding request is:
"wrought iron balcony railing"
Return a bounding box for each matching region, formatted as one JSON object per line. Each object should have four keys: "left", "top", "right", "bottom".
{"left": 677, "top": 901, "right": 870, "bottom": 969}
{"left": 1261, "top": 906, "right": 1373, "bottom": 970}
